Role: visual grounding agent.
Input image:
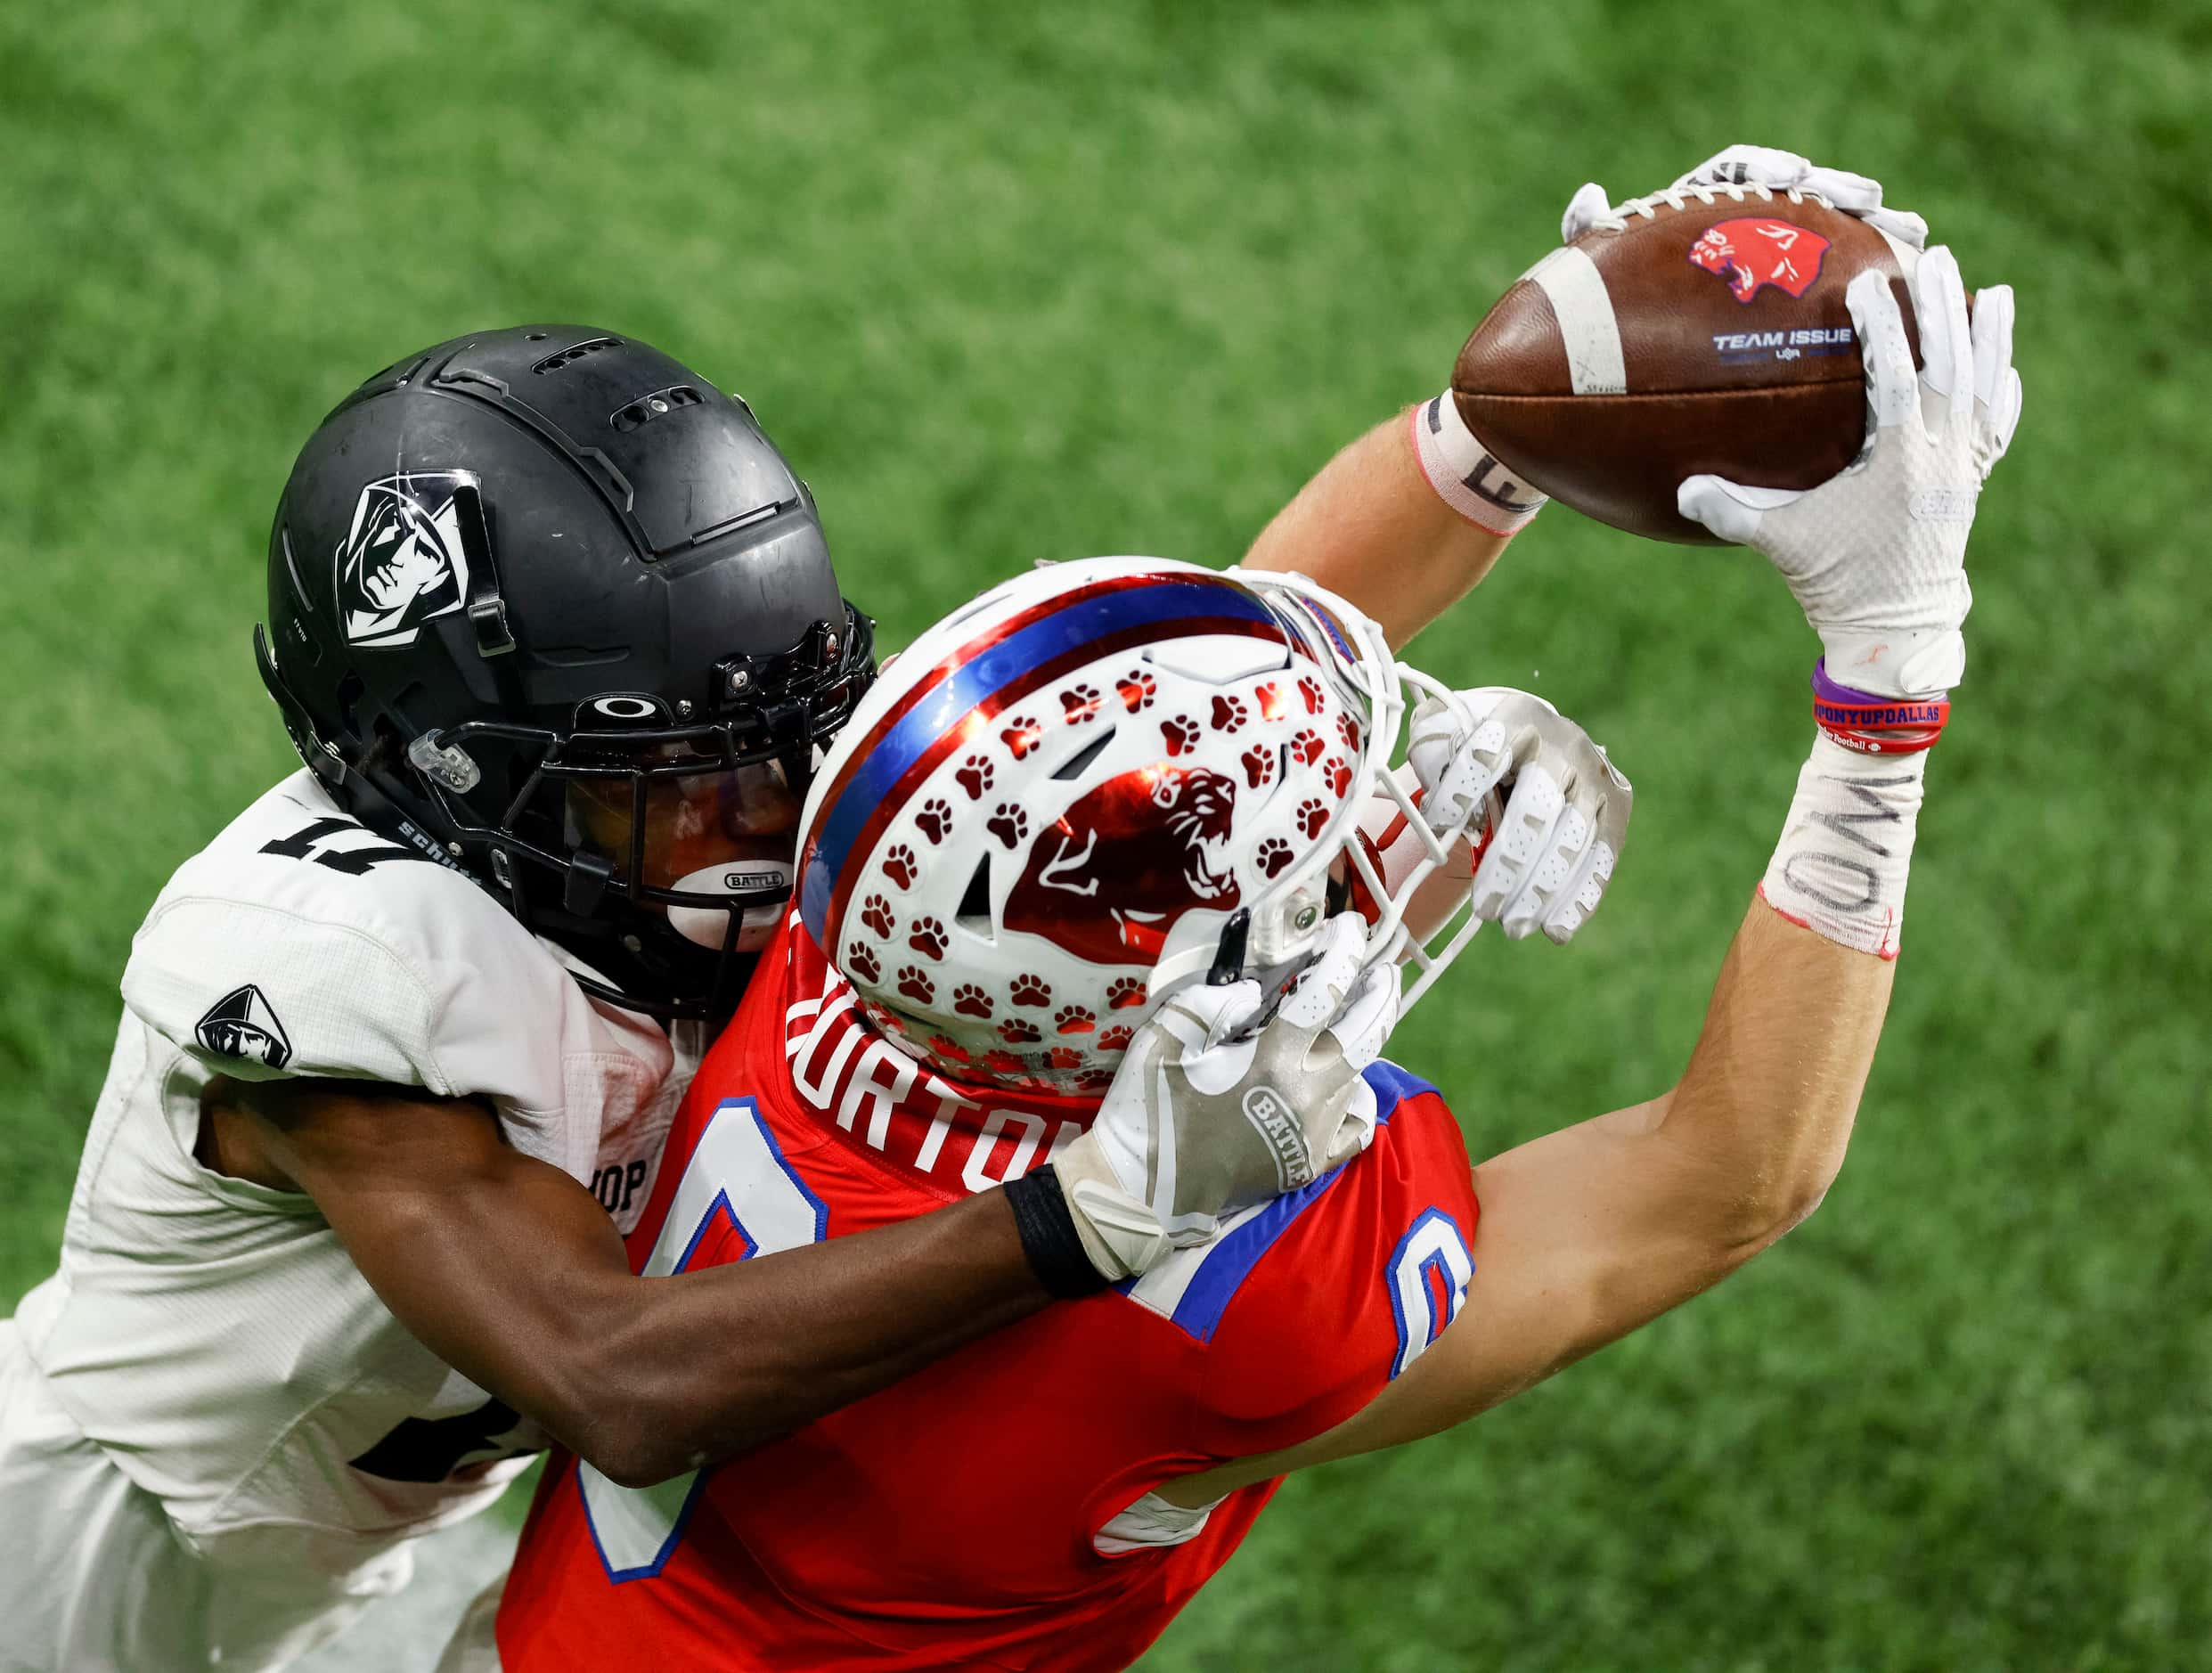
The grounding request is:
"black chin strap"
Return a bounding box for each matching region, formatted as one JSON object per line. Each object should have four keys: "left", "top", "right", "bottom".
{"left": 451, "top": 478, "right": 517, "bottom": 661}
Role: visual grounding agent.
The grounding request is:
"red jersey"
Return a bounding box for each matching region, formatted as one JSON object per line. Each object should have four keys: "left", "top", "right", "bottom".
{"left": 496, "top": 917, "right": 1480, "bottom": 1672}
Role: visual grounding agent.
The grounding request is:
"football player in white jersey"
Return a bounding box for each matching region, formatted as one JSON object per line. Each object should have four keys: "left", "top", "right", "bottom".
{"left": 0, "top": 329, "right": 1402, "bottom": 1671}
{"left": 0, "top": 306, "right": 1608, "bottom": 1672}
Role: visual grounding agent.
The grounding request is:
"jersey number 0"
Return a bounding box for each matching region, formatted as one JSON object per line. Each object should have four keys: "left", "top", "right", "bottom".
{"left": 575, "top": 1098, "right": 828, "bottom": 1581}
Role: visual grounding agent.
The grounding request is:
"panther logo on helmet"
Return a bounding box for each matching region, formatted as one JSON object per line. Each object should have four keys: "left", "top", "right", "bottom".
{"left": 1004, "top": 763, "right": 1240, "bottom": 965}
{"left": 335, "top": 472, "right": 475, "bottom": 648}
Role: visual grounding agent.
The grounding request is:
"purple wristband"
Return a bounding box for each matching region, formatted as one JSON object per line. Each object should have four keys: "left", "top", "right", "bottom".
{"left": 1810, "top": 658, "right": 1949, "bottom": 752}
{"left": 1811, "top": 657, "right": 1900, "bottom": 707}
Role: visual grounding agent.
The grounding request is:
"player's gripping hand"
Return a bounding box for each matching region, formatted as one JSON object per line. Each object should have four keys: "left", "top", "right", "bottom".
{"left": 1560, "top": 143, "right": 1930, "bottom": 250}
{"left": 1407, "top": 689, "right": 1630, "bottom": 945}
{"left": 1677, "top": 251, "right": 2022, "bottom": 696}
{"left": 1055, "top": 917, "right": 1392, "bottom": 1279}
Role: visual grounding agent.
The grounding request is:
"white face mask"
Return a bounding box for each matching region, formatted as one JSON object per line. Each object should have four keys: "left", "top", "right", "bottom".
{"left": 1184, "top": 571, "right": 1491, "bottom": 1014}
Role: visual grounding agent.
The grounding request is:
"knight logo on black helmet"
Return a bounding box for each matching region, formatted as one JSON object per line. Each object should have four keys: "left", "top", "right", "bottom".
{"left": 336, "top": 472, "right": 475, "bottom": 648}
{"left": 257, "top": 324, "right": 877, "bottom": 1023}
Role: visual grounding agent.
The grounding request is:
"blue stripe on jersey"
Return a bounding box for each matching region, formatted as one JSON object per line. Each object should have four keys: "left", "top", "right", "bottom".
{"left": 1358, "top": 1058, "right": 1440, "bottom": 1113}
{"left": 799, "top": 576, "right": 1279, "bottom": 941}
{"left": 1149, "top": 1058, "right": 1436, "bottom": 1345}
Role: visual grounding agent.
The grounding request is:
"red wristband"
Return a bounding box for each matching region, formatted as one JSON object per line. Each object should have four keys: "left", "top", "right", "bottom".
{"left": 1811, "top": 658, "right": 1949, "bottom": 754}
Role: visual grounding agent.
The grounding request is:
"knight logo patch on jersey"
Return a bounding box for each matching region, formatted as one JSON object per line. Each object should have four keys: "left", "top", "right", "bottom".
{"left": 336, "top": 472, "right": 475, "bottom": 648}
{"left": 195, "top": 983, "right": 294, "bottom": 1069}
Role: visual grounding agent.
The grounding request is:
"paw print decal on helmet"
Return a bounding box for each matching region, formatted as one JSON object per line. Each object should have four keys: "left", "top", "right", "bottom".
{"left": 954, "top": 755, "right": 995, "bottom": 800}
{"left": 909, "top": 916, "right": 948, "bottom": 959}
{"left": 1298, "top": 675, "right": 1325, "bottom": 714}
{"left": 861, "top": 895, "right": 896, "bottom": 938}
{"left": 845, "top": 943, "right": 881, "bottom": 983}
{"left": 896, "top": 966, "right": 935, "bottom": 1005}
{"left": 952, "top": 983, "right": 994, "bottom": 1019}
{"left": 1009, "top": 973, "right": 1052, "bottom": 1008}
{"left": 1254, "top": 681, "right": 1286, "bottom": 722}
{"left": 1054, "top": 1005, "right": 1096, "bottom": 1035}
{"left": 1323, "top": 755, "right": 1354, "bottom": 798}
{"left": 1161, "top": 714, "right": 1200, "bottom": 755}
{"left": 987, "top": 804, "right": 1030, "bottom": 848}
{"left": 999, "top": 1017, "right": 1041, "bottom": 1045}
{"left": 1106, "top": 976, "right": 1147, "bottom": 1010}
{"left": 1117, "top": 670, "right": 1156, "bottom": 713}
{"left": 882, "top": 844, "right": 920, "bottom": 890}
{"left": 1098, "top": 1024, "right": 1134, "bottom": 1052}
{"left": 1210, "top": 695, "right": 1248, "bottom": 732}
{"left": 1256, "top": 836, "right": 1294, "bottom": 877}
{"left": 1241, "top": 745, "right": 1275, "bottom": 789}
{"left": 1295, "top": 797, "right": 1330, "bottom": 839}
{"left": 1290, "top": 728, "right": 1326, "bottom": 766}
{"left": 915, "top": 798, "right": 954, "bottom": 845}
{"left": 1061, "top": 684, "right": 1104, "bottom": 724}
{"left": 1001, "top": 716, "right": 1042, "bottom": 760}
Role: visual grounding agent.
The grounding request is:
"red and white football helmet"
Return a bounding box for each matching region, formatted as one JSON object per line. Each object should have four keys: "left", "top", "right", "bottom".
{"left": 795, "top": 558, "right": 1484, "bottom": 1094}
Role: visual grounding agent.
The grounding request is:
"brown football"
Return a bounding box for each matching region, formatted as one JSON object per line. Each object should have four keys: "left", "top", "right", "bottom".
{"left": 1453, "top": 192, "right": 1927, "bottom": 543}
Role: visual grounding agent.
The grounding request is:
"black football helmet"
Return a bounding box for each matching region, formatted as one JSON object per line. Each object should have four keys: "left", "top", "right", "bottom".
{"left": 257, "top": 325, "right": 874, "bottom": 1022}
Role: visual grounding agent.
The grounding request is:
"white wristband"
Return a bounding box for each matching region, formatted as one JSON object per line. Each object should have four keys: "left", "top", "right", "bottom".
{"left": 1408, "top": 393, "right": 1547, "bottom": 536}
{"left": 1759, "top": 732, "right": 1927, "bottom": 959}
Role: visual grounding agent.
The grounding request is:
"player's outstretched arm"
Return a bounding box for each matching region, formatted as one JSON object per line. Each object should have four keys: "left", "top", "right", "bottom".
{"left": 1157, "top": 896, "right": 1891, "bottom": 1504}
{"left": 1282, "top": 901, "right": 1893, "bottom": 1472}
{"left": 1163, "top": 241, "right": 2020, "bottom": 1499}
{"left": 205, "top": 1077, "right": 1051, "bottom": 1487}
{"left": 1241, "top": 404, "right": 1533, "bottom": 649}
{"left": 1384, "top": 248, "right": 2017, "bottom": 1428}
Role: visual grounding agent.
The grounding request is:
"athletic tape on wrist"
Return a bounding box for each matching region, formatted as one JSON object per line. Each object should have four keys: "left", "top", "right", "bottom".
{"left": 1759, "top": 731, "right": 1927, "bottom": 959}
{"left": 1003, "top": 1165, "right": 1111, "bottom": 1298}
{"left": 1811, "top": 657, "right": 1949, "bottom": 755}
{"left": 1409, "top": 393, "right": 1547, "bottom": 536}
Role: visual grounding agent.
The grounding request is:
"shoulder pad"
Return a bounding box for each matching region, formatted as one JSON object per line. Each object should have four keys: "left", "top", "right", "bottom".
{"left": 123, "top": 772, "right": 583, "bottom": 1105}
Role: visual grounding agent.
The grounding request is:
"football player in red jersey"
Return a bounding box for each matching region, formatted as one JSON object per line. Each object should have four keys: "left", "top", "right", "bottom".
{"left": 465, "top": 207, "right": 2019, "bottom": 1670}
{"left": 472, "top": 556, "right": 1629, "bottom": 1672}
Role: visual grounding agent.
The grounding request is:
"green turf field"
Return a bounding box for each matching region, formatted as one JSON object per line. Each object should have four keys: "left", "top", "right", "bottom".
{"left": 4, "top": 2, "right": 2208, "bottom": 1667}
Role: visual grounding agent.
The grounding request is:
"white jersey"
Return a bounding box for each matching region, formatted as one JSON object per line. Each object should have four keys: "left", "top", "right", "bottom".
{"left": 11, "top": 770, "right": 701, "bottom": 1585}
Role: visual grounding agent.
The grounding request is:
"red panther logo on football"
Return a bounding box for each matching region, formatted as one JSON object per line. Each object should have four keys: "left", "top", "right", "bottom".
{"left": 1686, "top": 217, "right": 1831, "bottom": 305}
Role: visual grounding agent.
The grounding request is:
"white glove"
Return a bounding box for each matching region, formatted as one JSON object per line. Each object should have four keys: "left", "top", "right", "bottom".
{"left": 1561, "top": 143, "right": 1929, "bottom": 252}
{"left": 1677, "top": 249, "right": 2022, "bottom": 697}
{"left": 1055, "top": 916, "right": 1392, "bottom": 1278}
{"left": 1406, "top": 689, "right": 1630, "bottom": 944}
